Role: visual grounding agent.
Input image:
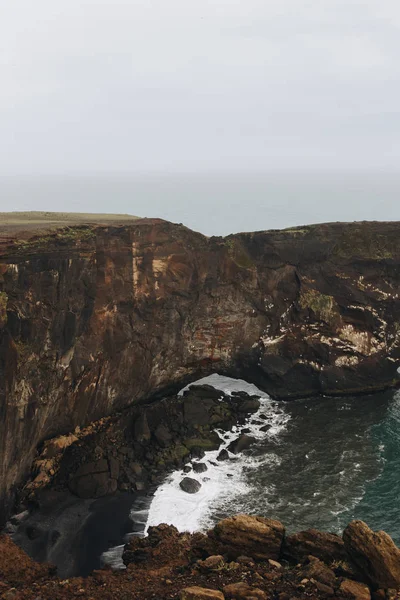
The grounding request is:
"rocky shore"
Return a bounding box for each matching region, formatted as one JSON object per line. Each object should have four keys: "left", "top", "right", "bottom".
{"left": 2, "top": 514, "right": 400, "bottom": 600}
{"left": 2, "top": 219, "right": 400, "bottom": 525}
{"left": 7, "top": 384, "right": 262, "bottom": 576}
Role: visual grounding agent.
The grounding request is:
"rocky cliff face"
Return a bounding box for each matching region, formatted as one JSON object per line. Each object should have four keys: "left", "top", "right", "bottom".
{"left": 1, "top": 218, "right": 400, "bottom": 524}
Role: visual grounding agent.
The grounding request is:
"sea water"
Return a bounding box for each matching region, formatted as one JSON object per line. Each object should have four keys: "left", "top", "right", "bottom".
{"left": 102, "top": 374, "right": 400, "bottom": 568}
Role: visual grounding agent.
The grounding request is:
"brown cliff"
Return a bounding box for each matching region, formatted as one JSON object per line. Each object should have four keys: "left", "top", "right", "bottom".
{"left": 1, "top": 218, "right": 400, "bottom": 524}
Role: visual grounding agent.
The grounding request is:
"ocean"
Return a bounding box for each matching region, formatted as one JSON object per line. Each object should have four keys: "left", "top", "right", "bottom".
{"left": 102, "top": 374, "right": 400, "bottom": 570}
{"left": 1, "top": 172, "right": 400, "bottom": 236}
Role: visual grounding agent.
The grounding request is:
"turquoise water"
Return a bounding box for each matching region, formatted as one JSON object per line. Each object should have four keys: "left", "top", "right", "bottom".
{"left": 205, "top": 388, "right": 400, "bottom": 541}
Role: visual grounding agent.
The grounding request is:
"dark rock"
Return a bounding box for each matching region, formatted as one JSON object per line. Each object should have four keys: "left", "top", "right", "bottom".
{"left": 284, "top": 528, "right": 347, "bottom": 564}
{"left": 74, "top": 459, "right": 108, "bottom": 478}
{"left": 108, "top": 457, "right": 120, "bottom": 480}
{"left": 183, "top": 465, "right": 192, "bottom": 473}
{"left": 134, "top": 413, "right": 151, "bottom": 443}
{"left": 192, "top": 462, "right": 208, "bottom": 473}
{"left": 260, "top": 424, "right": 272, "bottom": 432}
{"left": 69, "top": 472, "right": 117, "bottom": 499}
{"left": 227, "top": 435, "right": 256, "bottom": 454}
{"left": 216, "top": 449, "right": 230, "bottom": 462}
{"left": 186, "top": 385, "right": 224, "bottom": 400}
{"left": 179, "top": 477, "right": 202, "bottom": 494}
{"left": 230, "top": 396, "right": 261, "bottom": 414}
{"left": 154, "top": 423, "right": 172, "bottom": 448}
{"left": 343, "top": 520, "right": 400, "bottom": 589}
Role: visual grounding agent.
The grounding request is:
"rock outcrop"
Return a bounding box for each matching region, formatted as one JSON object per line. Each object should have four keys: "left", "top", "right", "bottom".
{"left": 1, "top": 218, "right": 400, "bottom": 523}
{"left": 284, "top": 529, "right": 347, "bottom": 563}
{"left": 213, "top": 514, "right": 285, "bottom": 560}
{"left": 343, "top": 520, "right": 400, "bottom": 589}
{"left": 2, "top": 514, "right": 400, "bottom": 599}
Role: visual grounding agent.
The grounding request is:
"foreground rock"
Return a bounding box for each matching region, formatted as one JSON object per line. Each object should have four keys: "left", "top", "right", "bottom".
{"left": 214, "top": 514, "right": 285, "bottom": 560}
{"left": 2, "top": 515, "right": 400, "bottom": 599}
{"left": 343, "top": 520, "right": 400, "bottom": 589}
{"left": 180, "top": 477, "right": 202, "bottom": 494}
{"left": 180, "top": 588, "right": 224, "bottom": 600}
{"left": 284, "top": 528, "right": 347, "bottom": 563}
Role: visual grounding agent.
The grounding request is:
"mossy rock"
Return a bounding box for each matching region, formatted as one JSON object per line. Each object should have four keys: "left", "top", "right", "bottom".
{"left": 224, "top": 238, "right": 255, "bottom": 270}
{"left": 0, "top": 292, "right": 8, "bottom": 327}
{"left": 183, "top": 433, "right": 221, "bottom": 451}
{"left": 333, "top": 226, "right": 400, "bottom": 260}
{"left": 299, "top": 288, "right": 339, "bottom": 325}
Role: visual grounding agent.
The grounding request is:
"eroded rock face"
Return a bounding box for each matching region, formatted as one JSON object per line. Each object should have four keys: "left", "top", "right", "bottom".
{"left": 1, "top": 219, "right": 400, "bottom": 523}
{"left": 213, "top": 514, "right": 285, "bottom": 560}
{"left": 343, "top": 520, "right": 400, "bottom": 589}
{"left": 283, "top": 528, "right": 347, "bottom": 564}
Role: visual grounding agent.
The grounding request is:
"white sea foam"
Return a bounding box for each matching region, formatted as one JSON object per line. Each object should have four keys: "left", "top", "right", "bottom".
{"left": 102, "top": 374, "right": 291, "bottom": 569}
{"left": 145, "top": 374, "right": 290, "bottom": 533}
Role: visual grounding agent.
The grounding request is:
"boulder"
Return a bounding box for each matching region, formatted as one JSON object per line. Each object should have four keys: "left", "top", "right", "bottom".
{"left": 217, "top": 449, "right": 230, "bottom": 461}
{"left": 301, "top": 556, "right": 337, "bottom": 588}
{"left": 69, "top": 472, "right": 117, "bottom": 499}
{"left": 196, "top": 555, "right": 225, "bottom": 572}
{"left": 192, "top": 462, "right": 208, "bottom": 473}
{"left": 154, "top": 423, "right": 172, "bottom": 447}
{"left": 180, "top": 587, "right": 224, "bottom": 600}
{"left": 343, "top": 520, "right": 400, "bottom": 589}
{"left": 284, "top": 528, "right": 346, "bottom": 563}
{"left": 214, "top": 514, "right": 284, "bottom": 560}
{"left": 179, "top": 477, "right": 201, "bottom": 494}
{"left": 339, "top": 579, "right": 371, "bottom": 600}
{"left": 227, "top": 435, "right": 256, "bottom": 454}
{"left": 223, "top": 582, "right": 266, "bottom": 599}
{"left": 186, "top": 385, "right": 224, "bottom": 400}
{"left": 229, "top": 394, "right": 261, "bottom": 413}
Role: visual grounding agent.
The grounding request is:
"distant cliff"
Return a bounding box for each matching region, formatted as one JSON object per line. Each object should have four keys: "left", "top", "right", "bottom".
{"left": 1, "top": 218, "right": 400, "bottom": 523}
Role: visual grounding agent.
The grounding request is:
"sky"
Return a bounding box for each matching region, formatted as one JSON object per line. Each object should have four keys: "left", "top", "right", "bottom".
{"left": 1, "top": 1, "right": 400, "bottom": 231}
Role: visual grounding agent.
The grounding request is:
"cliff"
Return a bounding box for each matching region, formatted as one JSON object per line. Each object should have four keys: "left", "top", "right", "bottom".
{"left": 1, "top": 218, "right": 400, "bottom": 524}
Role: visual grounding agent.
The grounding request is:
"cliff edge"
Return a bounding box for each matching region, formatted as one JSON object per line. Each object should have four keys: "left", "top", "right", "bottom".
{"left": 1, "top": 217, "right": 400, "bottom": 523}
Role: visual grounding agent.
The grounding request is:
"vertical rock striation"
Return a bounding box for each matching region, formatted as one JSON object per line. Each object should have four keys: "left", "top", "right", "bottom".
{"left": 1, "top": 218, "right": 400, "bottom": 523}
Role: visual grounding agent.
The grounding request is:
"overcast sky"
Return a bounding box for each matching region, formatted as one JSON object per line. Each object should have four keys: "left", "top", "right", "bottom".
{"left": 1, "top": 0, "right": 400, "bottom": 175}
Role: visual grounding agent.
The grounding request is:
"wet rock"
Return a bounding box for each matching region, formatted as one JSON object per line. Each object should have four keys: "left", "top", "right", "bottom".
{"left": 179, "top": 477, "right": 201, "bottom": 494}
{"left": 183, "top": 465, "right": 192, "bottom": 473}
{"left": 192, "top": 462, "right": 208, "bottom": 473}
{"left": 186, "top": 385, "right": 224, "bottom": 400}
{"left": 180, "top": 587, "right": 224, "bottom": 600}
{"left": 217, "top": 449, "right": 230, "bottom": 461}
{"left": 227, "top": 435, "right": 256, "bottom": 454}
{"left": 284, "top": 528, "right": 347, "bottom": 563}
{"left": 339, "top": 579, "right": 371, "bottom": 600}
{"left": 223, "top": 582, "right": 266, "bottom": 599}
{"left": 260, "top": 424, "right": 272, "bottom": 433}
{"left": 229, "top": 394, "right": 261, "bottom": 414}
{"left": 214, "top": 514, "right": 285, "bottom": 560}
{"left": 343, "top": 520, "right": 400, "bottom": 589}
